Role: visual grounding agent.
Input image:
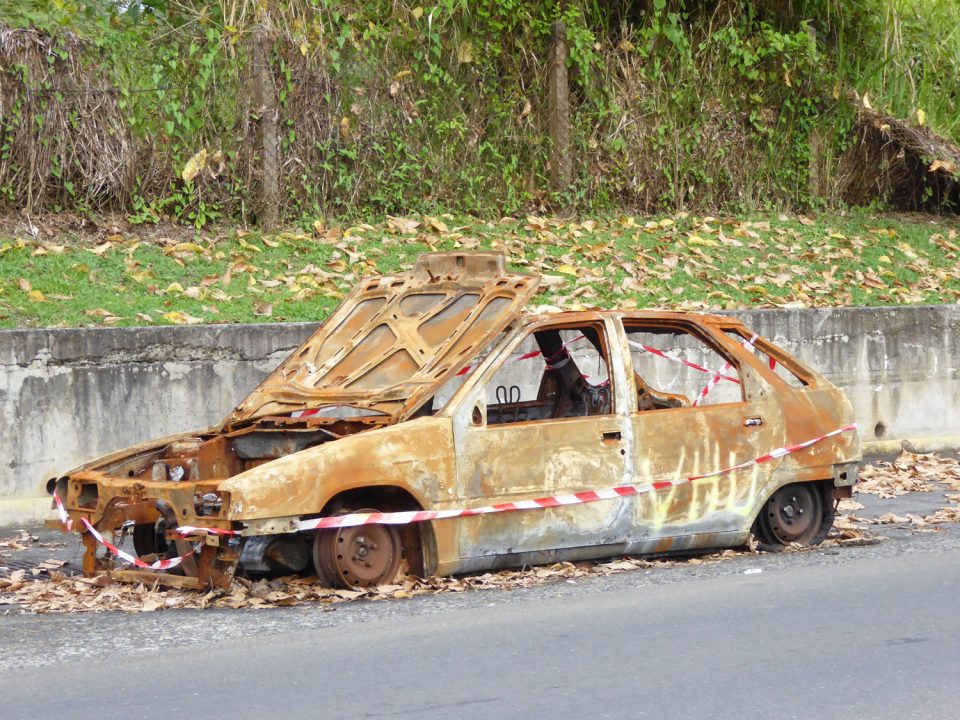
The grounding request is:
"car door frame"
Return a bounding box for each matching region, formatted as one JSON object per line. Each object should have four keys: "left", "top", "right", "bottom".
{"left": 613, "top": 315, "right": 788, "bottom": 555}
{"left": 444, "top": 314, "right": 636, "bottom": 573}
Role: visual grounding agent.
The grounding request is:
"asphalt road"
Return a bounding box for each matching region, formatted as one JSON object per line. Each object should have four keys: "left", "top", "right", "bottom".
{"left": 3, "top": 529, "right": 959, "bottom": 720}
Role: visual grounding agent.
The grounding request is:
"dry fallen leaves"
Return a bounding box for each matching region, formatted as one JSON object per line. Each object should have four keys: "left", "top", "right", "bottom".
{"left": 0, "top": 547, "right": 773, "bottom": 615}
{"left": 857, "top": 451, "right": 960, "bottom": 497}
{"left": 833, "top": 452, "right": 960, "bottom": 533}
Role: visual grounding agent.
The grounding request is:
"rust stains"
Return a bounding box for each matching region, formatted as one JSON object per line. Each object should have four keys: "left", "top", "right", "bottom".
{"left": 46, "top": 252, "right": 861, "bottom": 590}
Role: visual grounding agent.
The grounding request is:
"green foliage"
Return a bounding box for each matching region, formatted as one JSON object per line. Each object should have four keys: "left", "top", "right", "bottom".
{"left": 1, "top": 0, "right": 958, "bottom": 221}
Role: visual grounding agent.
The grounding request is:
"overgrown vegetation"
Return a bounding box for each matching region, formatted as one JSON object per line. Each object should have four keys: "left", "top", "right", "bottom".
{"left": 1, "top": 1, "right": 958, "bottom": 223}
{"left": 1, "top": 211, "right": 958, "bottom": 328}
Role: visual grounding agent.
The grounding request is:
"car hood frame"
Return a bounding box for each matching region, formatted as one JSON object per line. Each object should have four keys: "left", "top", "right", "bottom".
{"left": 224, "top": 252, "right": 539, "bottom": 428}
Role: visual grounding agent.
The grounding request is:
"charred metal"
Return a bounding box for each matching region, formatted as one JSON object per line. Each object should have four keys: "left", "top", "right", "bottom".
{"left": 46, "top": 252, "right": 861, "bottom": 590}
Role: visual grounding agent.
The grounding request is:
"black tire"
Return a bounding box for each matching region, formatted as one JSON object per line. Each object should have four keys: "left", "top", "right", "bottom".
{"left": 752, "top": 482, "right": 833, "bottom": 551}
{"left": 132, "top": 521, "right": 198, "bottom": 576}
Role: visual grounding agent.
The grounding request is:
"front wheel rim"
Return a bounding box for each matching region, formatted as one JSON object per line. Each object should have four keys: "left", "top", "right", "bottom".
{"left": 313, "top": 509, "right": 402, "bottom": 588}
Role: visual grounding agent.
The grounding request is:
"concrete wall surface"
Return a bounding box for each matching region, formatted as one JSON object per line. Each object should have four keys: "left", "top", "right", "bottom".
{"left": 1, "top": 305, "right": 957, "bottom": 526}
{"left": 0, "top": 323, "right": 319, "bottom": 525}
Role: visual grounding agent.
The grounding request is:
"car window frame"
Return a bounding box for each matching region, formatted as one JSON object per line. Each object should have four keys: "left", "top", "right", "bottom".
{"left": 618, "top": 317, "right": 750, "bottom": 414}
{"left": 717, "top": 324, "right": 819, "bottom": 391}
{"left": 446, "top": 317, "right": 619, "bottom": 428}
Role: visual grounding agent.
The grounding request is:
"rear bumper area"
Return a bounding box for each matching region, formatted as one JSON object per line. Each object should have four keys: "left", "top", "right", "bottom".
{"left": 833, "top": 460, "right": 859, "bottom": 487}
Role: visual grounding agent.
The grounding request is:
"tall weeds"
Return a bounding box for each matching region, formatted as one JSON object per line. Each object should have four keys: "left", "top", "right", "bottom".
{"left": 0, "top": 0, "right": 957, "bottom": 221}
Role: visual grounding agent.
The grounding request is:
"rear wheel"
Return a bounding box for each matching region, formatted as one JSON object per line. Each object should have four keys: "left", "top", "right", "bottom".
{"left": 753, "top": 482, "right": 833, "bottom": 551}
{"left": 312, "top": 508, "right": 403, "bottom": 589}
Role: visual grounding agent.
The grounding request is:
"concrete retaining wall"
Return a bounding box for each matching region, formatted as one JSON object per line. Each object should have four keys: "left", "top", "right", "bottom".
{"left": 1, "top": 305, "right": 957, "bottom": 526}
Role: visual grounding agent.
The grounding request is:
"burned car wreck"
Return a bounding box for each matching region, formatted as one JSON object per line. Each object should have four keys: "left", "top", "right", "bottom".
{"left": 47, "top": 252, "right": 860, "bottom": 589}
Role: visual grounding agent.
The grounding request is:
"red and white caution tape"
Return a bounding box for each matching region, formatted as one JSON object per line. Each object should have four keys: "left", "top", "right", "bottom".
{"left": 58, "top": 424, "right": 857, "bottom": 557}
{"left": 54, "top": 492, "right": 196, "bottom": 571}
{"left": 53, "top": 489, "right": 73, "bottom": 532}
{"left": 293, "top": 423, "right": 857, "bottom": 531}
{"left": 627, "top": 339, "right": 741, "bottom": 385}
{"left": 455, "top": 333, "right": 587, "bottom": 378}
{"left": 291, "top": 336, "right": 589, "bottom": 419}
{"left": 692, "top": 333, "right": 759, "bottom": 407}
{"left": 79, "top": 517, "right": 190, "bottom": 571}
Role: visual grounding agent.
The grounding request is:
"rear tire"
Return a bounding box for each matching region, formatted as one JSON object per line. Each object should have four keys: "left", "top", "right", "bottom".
{"left": 753, "top": 482, "right": 833, "bottom": 551}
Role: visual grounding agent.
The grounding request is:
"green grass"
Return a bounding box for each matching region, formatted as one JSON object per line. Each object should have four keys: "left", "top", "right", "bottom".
{"left": 1, "top": 210, "right": 959, "bottom": 329}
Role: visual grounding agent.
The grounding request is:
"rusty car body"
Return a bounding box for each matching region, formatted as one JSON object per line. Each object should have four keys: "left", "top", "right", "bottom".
{"left": 47, "top": 252, "right": 860, "bottom": 589}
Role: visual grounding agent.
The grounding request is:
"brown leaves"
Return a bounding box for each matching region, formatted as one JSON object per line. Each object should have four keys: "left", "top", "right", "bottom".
{"left": 386, "top": 216, "right": 420, "bottom": 235}
{"left": 833, "top": 452, "right": 960, "bottom": 535}
{"left": 85, "top": 308, "right": 122, "bottom": 324}
{"left": 857, "top": 451, "right": 960, "bottom": 497}
{"left": 0, "top": 546, "right": 773, "bottom": 614}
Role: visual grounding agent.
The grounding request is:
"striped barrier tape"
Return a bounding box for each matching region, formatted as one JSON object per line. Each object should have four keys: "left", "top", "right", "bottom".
{"left": 79, "top": 516, "right": 189, "bottom": 571}
{"left": 627, "top": 339, "right": 741, "bottom": 384}
{"left": 57, "top": 423, "right": 856, "bottom": 566}
{"left": 291, "top": 336, "right": 588, "bottom": 419}
{"left": 53, "top": 489, "right": 72, "bottom": 532}
{"left": 295, "top": 423, "right": 856, "bottom": 530}
{"left": 453, "top": 333, "right": 587, "bottom": 378}
{"left": 53, "top": 494, "right": 196, "bottom": 570}
{"left": 692, "top": 333, "right": 759, "bottom": 407}
{"left": 165, "top": 422, "right": 856, "bottom": 537}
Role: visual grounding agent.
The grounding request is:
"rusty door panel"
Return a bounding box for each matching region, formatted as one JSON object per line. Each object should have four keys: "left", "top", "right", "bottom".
{"left": 624, "top": 402, "right": 784, "bottom": 547}
{"left": 452, "top": 415, "right": 630, "bottom": 566}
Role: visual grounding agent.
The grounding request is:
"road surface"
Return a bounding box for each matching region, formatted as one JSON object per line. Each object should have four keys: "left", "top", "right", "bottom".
{"left": 2, "top": 512, "right": 959, "bottom": 720}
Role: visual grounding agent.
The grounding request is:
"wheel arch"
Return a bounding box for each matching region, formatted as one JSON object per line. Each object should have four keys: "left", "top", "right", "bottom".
{"left": 319, "top": 485, "right": 438, "bottom": 577}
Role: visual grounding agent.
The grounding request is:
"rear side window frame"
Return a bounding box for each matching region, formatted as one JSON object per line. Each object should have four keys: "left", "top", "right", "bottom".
{"left": 620, "top": 318, "right": 749, "bottom": 412}
{"left": 718, "top": 325, "right": 816, "bottom": 390}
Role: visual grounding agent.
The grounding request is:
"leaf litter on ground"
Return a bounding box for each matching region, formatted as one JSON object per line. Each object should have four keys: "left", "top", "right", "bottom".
{"left": 836, "top": 452, "right": 960, "bottom": 532}
{"left": 2, "top": 456, "right": 958, "bottom": 614}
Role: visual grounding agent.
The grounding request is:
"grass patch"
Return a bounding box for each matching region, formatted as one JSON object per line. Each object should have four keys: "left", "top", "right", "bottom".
{"left": 1, "top": 210, "right": 959, "bottom": 329}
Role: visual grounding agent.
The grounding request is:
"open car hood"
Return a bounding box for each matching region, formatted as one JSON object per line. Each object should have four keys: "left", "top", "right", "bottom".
{"left": 225, "top": 252, "right": 539, "bottom": 426}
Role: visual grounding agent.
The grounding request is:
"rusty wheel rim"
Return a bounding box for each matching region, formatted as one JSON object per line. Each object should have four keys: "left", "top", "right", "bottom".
{"left": 313, "top": 508, "right": 402, "bottom": 588}
{"left": 765, "top": 484, "right": 821, "bottom": 545}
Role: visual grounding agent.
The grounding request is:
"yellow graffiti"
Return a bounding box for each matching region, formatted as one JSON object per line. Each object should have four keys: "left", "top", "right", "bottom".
{"left": 641, "top": 445, "right": 764, "bottom": 532}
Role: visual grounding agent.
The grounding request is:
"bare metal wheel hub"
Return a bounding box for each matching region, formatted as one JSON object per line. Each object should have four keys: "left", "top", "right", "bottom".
{"left": 312, "top": 509, "right": 402, "bottom": 589}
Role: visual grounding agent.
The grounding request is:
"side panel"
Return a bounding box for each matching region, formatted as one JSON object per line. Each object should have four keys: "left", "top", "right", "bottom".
{"left": 220, "top": 418, "right": 460, "bottom": 567}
